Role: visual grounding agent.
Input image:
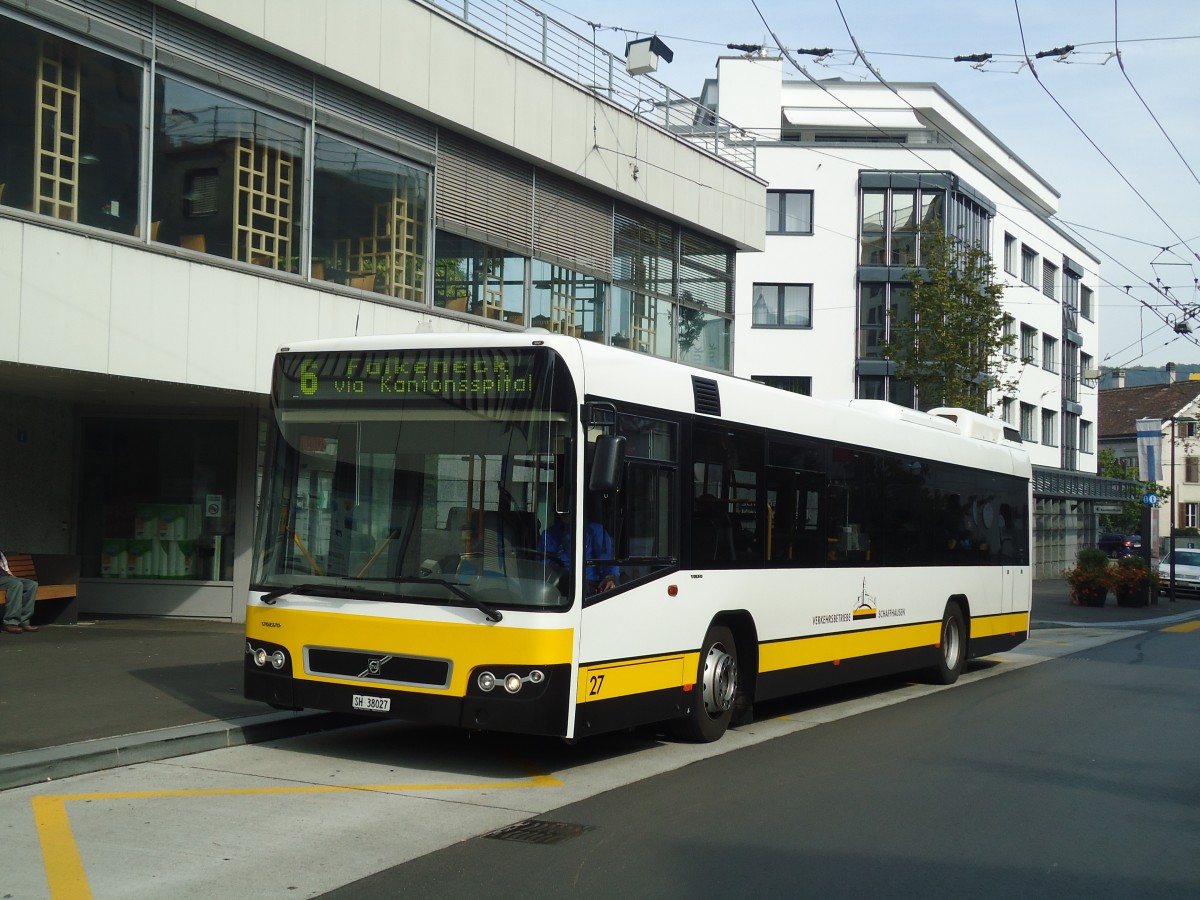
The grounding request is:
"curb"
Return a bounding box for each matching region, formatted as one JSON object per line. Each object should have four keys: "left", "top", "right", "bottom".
{"left": 0, "top": 711, "right": 361, "bottom": 791}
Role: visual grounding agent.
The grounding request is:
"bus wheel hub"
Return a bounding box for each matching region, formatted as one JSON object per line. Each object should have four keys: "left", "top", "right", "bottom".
{"left": 702, "top": 643, "right": 737, "bottom": 714}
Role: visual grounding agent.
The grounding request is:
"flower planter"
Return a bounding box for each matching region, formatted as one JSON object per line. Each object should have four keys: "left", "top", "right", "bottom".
{"left": 1074, "top": 586, "right": 1108, "bottom": 607}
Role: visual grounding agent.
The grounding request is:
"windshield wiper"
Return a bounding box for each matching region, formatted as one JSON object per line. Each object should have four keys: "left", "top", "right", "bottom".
{"left": 259, "top": 583, "right": 329, "bottom": 605}
{"left": 383, "top": 576, "right": 504, "bottom": 623}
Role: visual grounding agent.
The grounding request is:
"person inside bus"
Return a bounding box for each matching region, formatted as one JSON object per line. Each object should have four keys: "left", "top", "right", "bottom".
{"left": 538, "top": 487, "right": 618, "bottom": 594}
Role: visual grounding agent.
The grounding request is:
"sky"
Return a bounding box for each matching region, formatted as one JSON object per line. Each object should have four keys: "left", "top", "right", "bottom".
{"left": 535, "top": 0, "right": 1200, "bottom": 372}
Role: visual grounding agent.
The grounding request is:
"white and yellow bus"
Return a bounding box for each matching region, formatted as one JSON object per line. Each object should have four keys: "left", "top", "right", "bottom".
{"left": 246, "top": 332, "right": 1031, "bottom": 742}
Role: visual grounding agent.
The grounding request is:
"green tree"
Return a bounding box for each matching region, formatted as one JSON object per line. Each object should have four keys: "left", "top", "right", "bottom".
{"left": 885, "top": 223, "right": 1021, "bottom": 413}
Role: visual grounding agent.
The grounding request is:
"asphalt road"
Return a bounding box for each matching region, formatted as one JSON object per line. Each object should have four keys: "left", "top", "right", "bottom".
{"left": 323, "top": 622, "right": 1200, "bottom": 900}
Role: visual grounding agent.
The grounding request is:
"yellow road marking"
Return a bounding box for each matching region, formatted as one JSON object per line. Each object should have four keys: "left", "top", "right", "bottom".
{"left": 1163, "top": 620, "right": 1200, "bottom": 632}
{"left": 32, "top": 771, "right": 562, "bottom": 899}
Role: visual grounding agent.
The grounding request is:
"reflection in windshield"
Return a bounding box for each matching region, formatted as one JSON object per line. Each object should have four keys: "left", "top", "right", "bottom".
{"left": 253, "top": 351, "right": 576, "bottom": 611}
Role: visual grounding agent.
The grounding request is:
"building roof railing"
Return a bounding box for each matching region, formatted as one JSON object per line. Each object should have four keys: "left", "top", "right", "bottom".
{"left": 426, "top": 0, "right": 756, "bottom": 174}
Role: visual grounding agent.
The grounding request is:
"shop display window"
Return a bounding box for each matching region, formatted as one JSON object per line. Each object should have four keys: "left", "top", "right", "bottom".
{"left": 79, "top": 418, "right": 239, "bottom": 581}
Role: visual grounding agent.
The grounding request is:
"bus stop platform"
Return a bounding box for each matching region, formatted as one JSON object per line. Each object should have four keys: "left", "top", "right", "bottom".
{"left": 2, "top": 582, "right": 1199, "bottom": 790}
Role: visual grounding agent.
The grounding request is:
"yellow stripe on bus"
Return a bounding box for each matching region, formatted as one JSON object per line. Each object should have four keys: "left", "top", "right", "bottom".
{"left": 578, "top": 654, "right": 695, "bottom": 703}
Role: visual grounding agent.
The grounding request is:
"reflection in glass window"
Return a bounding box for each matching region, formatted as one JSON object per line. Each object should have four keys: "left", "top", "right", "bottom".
{"left": 612, "top": 287, "right": 672, "bottom": 358}
{"left": 433, "top": 232, "right": 526, "bottom": 323}
{"left": 0, "top": 20, "right": 141, "bottom": 233}
{"left": 312, "top": 133, "right": 428, "bottom": 300}
{"left": 529, "top": 260, "right": 606, "bottom": 340}
{"left": 678, "top": 306, "right": 730, "bottom": 370}
{"left": 152, "top": 76, "right": 304, "bottom": 271}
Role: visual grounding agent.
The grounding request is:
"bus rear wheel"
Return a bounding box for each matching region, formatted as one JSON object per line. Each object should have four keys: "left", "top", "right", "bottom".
{"left": 672, "top": 625, "right": 737, "bottom": 742}
{"left": 927, "top": 604, "right": 966, "bottom": 685}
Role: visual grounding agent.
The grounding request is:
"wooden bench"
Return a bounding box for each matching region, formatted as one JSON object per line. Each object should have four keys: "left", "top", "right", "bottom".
{"left": 1, "top": 553, "right": 80, "bottom": 625}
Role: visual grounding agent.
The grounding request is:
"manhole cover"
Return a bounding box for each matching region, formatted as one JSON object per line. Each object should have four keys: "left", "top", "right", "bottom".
{"left": 484, "top": 820, "right": 594, "bottom": 845}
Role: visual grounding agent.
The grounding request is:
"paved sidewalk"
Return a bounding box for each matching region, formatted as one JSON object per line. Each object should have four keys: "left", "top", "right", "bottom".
{"left": 2, "top": 581, "right": 1198, "bottom": 790}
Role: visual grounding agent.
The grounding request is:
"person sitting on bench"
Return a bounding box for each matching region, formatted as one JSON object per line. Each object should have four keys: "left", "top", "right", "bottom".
{"left": 0, "top": 550, "right": 39, "bottom": 633}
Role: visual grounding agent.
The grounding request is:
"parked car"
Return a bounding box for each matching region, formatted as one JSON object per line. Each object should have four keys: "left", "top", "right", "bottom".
{"left": 1097, "top": 532, "right": 1142, "bottom": 559}
{"left": 1158, "top": 548, "right": 1200, "bottom": 597}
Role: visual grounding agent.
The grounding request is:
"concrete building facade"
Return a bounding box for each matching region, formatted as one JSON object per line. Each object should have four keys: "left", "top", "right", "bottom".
{"left": 0, "top": 0, "right": 764, "bottom": 620}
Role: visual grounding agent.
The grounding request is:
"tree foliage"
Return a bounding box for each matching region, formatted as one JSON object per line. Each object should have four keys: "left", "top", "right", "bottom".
{"left": 885, "top": 224, "right": 1021, "bottom": 414}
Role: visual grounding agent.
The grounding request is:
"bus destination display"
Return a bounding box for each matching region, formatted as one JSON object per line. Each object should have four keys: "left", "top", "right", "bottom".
{"left": 276, "top": 349, "right": 544, "bottom": 405}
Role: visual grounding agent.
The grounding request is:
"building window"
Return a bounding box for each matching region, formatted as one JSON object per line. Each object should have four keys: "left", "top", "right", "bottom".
{"left": 1042, "top": 260, "right": 1059, "bottom": 299}
{"left": 1184, "top": 502, "right": 1200, "bottom": 528}
{"left": 1081, "top": 285, "right": 1095, "bottom": 320}
{"left": 434, "top": 231, "right": 527, "bottom": 323}
{"left": 151, "top": 75, "right": 304, "bottom": 270}
{"left": 1002, "top": 397, "right": 1015, "bottom": 425}
{"left": 1021, "top": 325, "right": 1038, "bottom": 366}
{"left": 1004, "top": 233, "right": 1016, "bottom": 275}
{"left": 753, "top": 284, "right": 812, "bottom": 328}
{"left": 80, "top": 417, "right": 239, "bottom": 580}
{"left": 1042, "top": 335, "right": 1058, "bottom": 373}
{"left": 1080, "top": 420, "right": 1093, "bottom": 453}
{"left": 312, "top": 133, "right": 429, "bottom": 300}
{"left": 0, "top": 20, "right": 143, "bottom": 232}
{"left": 766, "top": 190, "right": 813, "bottom": 235}
{"left": 1186, "top": 456, "right": 1200, "bottom": 484}
{"left": 1041, "top": 409, "right": 1058, "bottom": 446}
{"left": 1081, "top": 352, "right": 1097, "bottom": 385}
{"left": 529, "top": 259, "right": 607, "bottom": 341}
{"left": 751, "top": 375, "right": 812, "bottom": 396}
{"left": 1021, "top": 245, "right": 1038, "bottom": 287}
{"left": 1002, "top": 315, "right": 1016, "bottom": 357}
{"left": 1020, "top": 403, "right": 1037, "bottom": 441}
{"left": 859, "top": 187, "right": 945, "bottom": 266}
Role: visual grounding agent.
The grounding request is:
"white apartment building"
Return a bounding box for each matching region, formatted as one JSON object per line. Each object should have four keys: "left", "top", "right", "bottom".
{"left": 703, "top": 56, "right": 1103, "bottom": 575}
{"left": 0, "top": 0, "right": 764, "bottom": 620}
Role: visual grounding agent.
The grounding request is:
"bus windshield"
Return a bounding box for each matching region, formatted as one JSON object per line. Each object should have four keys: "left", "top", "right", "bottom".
{"left": 252, "top": 346, "right": 579, "bottom": 611}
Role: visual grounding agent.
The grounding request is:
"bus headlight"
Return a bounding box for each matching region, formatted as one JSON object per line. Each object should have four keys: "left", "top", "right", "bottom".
{"left": 270, "top": 650, "right": 286, "bottom": 670}
{"left": 504, "top": 673, "right": 523, "bottom": 694}
{"left": 254, "top": 648, "right": 269, "bottom": 667}
{"left": 478, "top": 671, "right": 497, "bottom": 692}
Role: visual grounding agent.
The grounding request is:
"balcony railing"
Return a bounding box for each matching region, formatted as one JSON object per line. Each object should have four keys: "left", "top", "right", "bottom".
{"left": 426, "top": 0, "right": 756, "bottom": 174}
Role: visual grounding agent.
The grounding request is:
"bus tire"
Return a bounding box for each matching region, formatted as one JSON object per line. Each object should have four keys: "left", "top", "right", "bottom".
{"left": 927, "top": 603, "right": 967, "bottom": 685}
{"left": 672, "top": 624, "right": 737, "bottom": 743}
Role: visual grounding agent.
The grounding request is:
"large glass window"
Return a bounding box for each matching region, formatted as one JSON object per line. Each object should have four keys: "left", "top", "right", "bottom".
{"left": 433, "top": 231, "right": 526, "bottom": 323}
{"left": 529, "top": 259, "right": 606, "bottom": 340}
{"left": 151, "top": 76, "right": 304, "bottom": 270}
{"left": 312, "top": 133, "right": 428, "bottom": 299}
{"left": 81, "top": 418, "right": 239, "bottom": 581}
{"left": 0, "top": 20, "right": 142, "bottom": 233}
{"left": 753, "top": 284, "right": 812, "bottom": 328}
{"left": 612, "top": 287, "right": 672, "bottom": 359}
{"left": 859, "top": 186, "right": 945, "bottom": 266}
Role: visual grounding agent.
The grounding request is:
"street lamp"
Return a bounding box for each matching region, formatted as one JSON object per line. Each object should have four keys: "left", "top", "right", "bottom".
{"left": 1168, "top": 415, "right": 1197, "bottom": 602}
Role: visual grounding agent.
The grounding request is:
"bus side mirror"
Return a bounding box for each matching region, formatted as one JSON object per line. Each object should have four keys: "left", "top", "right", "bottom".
{"left": 589, "top": 435, "right": 626, "bottom": 492}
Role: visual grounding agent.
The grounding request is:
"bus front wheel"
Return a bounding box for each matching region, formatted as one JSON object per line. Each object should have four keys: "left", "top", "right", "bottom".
{"left": 672, "top": 625, "right": 737, "bottom": 743}
{"left": 927, "top": 604, "right": 967, "bottom": 685}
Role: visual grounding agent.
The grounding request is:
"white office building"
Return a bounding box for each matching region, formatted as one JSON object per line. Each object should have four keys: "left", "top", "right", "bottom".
{"left": 703, "top": 56, "right": 1103, "bottom": 575}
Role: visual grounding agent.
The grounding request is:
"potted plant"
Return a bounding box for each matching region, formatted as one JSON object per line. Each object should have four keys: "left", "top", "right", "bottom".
{"left": 1111, "top": 555, "right": 1159, "bottom": 608}
{"left": 1064, "top": 548, "right": 1111, "bottom": 607}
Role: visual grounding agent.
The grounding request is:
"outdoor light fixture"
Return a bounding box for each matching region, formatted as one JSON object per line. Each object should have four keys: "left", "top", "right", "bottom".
{"left": 625, "top": 36, "right": 674, "bottom": 76}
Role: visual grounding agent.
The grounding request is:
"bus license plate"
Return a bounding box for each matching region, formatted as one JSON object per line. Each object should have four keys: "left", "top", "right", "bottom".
{"left": 352, "top": 694, "right": 391, "bottom": 712}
